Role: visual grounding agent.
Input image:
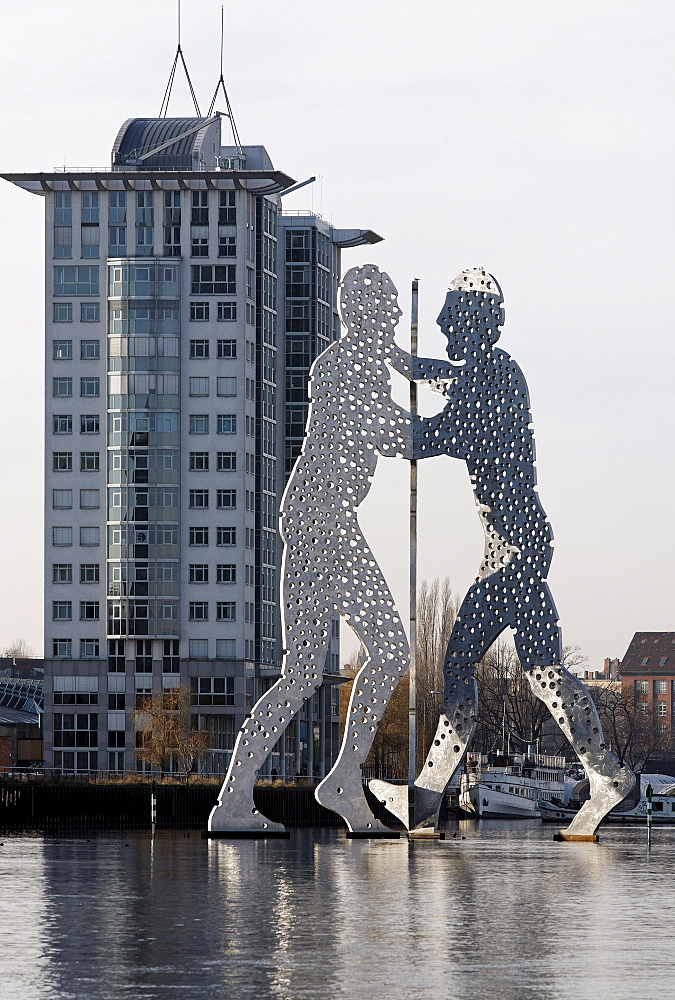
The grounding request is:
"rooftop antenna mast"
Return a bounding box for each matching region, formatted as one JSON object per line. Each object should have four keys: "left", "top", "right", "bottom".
{"left": 207, "top": 5, "right": 243, "bottom": 154}
{"left": 159, "top": 0, "right": 202, "bottom": 118}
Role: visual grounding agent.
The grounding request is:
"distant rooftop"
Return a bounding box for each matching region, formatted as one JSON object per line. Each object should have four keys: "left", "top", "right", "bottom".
{"left": 620, "top": 632, "right": 675, "bottom": 675}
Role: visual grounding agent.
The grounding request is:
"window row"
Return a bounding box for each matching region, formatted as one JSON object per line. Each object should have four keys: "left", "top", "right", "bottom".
{"left": 188, "top": 488, "right": 237, "bottom": 509}
{"left": 189, "top": 338, "right": 236, "bottom": 358}
{"left": 55, "top": 230, "right": 237, "bottom": 260}
{"left": 190, "top": 302, "right": 236, "bottom": 323}
{"left": 189, "top": 527, "right": 236, "bottom": 546}
{"left": 53, "top": 527, "right": 100, "bottom": 547}
{"left": 53, "top": 304, "right": 100, "bottom": 324}
{"left": 53, "top": 415, "right": 100, "bottom": 435}
{"left": 188, "top": 602, "right": 237, "bottom": 622}
{"left": 188, "top": 564, "right": 238, "bottom": 584}
{"left": 53, "top": 601, "right": 101, "bottom": 621}
{"left": 53, "top": 639, "right": 100, "bottom": 658}
{"left": 188, "top": 376, "right": 237, "bottom": 397}
{"left": 53, "top": 377, "right": 100, "bottom": 397}
{"left": 53, "top": 489, "right": 100, "bottom": 509}
{"left": 52, "top": 452, "right": 101, "bottom": 472}
{"left": 53, "top": 564, "right": 99, "bottom": 584}
{"left": 189, "top": 638, "right": 237, "bottom": 660}
{"left": 188, "top": 452, "right": 237, "bottom": 472}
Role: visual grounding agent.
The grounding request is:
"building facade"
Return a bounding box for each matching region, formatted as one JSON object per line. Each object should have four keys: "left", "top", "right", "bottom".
{"left": 2, "top": 115, "right": 380, "bottom": 777}
{"left": 620, "top": 632, "right": 675, "bottom": 737}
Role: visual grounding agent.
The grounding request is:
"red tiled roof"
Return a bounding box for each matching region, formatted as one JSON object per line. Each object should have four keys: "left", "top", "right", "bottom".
{"left": 620, "top": 632, "right": 675, "bottom": 675}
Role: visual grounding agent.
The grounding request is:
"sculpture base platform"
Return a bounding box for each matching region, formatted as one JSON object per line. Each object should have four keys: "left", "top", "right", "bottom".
{"left": 553, "top": 833, "right": 599, "bottom": 843}
{"left": 202, "top": 830, "right": 291, "bottom": 839}
{"left": 408, "top": 829, "right": 446, "bottom": 840}
{"left": 346, "top": 830, "right": 400, "bottom": 839}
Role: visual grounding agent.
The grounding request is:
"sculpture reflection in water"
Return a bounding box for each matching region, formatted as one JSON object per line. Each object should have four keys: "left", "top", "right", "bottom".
{"left": 209, "top": 264, "right": 412, "bottom": 835}
{"left": 370, "top": 268, "right": 635, "bottom": 839}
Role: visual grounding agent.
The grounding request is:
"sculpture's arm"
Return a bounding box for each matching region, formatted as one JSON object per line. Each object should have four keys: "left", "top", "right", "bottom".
{"left": 389, "top": 345, "right": 459, "bottom": 383}
{"left": 374, "top": 400, "right": 414, "bottom": 459}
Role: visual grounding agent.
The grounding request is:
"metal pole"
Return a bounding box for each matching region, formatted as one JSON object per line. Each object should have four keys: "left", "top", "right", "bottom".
{"left": 409, "top": 279, "right": 419, "bottom": 816}
{"left": 151, "top": 778, "right": 157, "bottom": 838}
{"left": 646, "top": 781, "right": 653, "bottom": 846}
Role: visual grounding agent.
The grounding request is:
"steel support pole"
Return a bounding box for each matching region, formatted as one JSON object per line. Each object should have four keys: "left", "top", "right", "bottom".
{"left": 409, "top": 279, "right": 419, "bottom": 826}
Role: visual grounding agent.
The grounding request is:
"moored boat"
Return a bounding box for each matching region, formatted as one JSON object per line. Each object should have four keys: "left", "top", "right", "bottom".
{"left": 459, "top": 752, "right": 566, "bottom": 819}
{"left": 539, "top": 773, "right": 675, "bottom": 824}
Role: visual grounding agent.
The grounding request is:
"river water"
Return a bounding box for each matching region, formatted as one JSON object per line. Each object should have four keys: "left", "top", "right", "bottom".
{"left": 1, "top": 821, "right": 672, "bottom": 1000}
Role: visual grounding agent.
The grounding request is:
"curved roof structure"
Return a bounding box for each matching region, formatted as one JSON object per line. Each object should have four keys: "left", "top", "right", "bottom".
{"left": 112, "top": 117, "right": 220, "bottom": 170}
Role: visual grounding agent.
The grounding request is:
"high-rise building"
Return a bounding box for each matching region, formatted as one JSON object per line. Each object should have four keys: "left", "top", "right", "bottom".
{"left": 2, "top": 115, "right": 380, "bottom": 777}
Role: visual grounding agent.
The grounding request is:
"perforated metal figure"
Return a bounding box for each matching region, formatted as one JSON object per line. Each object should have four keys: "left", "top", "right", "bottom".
{"left": 371, "top": 268, "right": 635, "bottom": 837}
{"left": 209, "top": 264, "right": 412, "bottom": 835}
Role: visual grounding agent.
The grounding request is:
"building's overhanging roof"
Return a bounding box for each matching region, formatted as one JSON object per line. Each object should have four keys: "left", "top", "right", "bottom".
{"left": 0, "top": 170, "right": 296, "bottom": 197}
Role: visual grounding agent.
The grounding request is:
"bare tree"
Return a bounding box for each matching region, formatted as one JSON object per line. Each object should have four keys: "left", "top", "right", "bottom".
{"left": 2, "top": 638, "right": 35, "bottom": 658}
{"left": 416, "top": 576, "right": 458, "bottom": 769}
{"left": 135, "top": 685, "right": 210, "bottom": 782}
{"left": 590, "top": 682, "right": 672, "bottom": 771}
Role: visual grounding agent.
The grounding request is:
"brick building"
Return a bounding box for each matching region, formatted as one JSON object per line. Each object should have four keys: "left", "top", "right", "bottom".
{"left": 620, "top": 632, "right": 675, "bottom": 735}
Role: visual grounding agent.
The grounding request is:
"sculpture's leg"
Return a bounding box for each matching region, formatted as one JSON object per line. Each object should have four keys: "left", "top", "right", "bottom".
{"left": 209, "top": 608, "right": 331, "bottom": 834}
{"left": 514, "top": 585, "right": 635, "bottom": 840}
{"left": 315, "top": 531, "right": 409, "bottom": 834}
{"left": 371, "top": 581, "right": 504, "bottom": 830}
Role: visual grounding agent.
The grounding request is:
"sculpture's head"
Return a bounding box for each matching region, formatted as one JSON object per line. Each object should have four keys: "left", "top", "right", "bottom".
{"left": 437, "top": 268, "right": 504, "bottom": 361}
{"left": 339, "top": 264, "right": 402, "bottom": 345}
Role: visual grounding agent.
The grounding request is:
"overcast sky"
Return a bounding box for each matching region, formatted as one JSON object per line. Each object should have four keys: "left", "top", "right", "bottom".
{"left": 0, "top": 0, "right": 672, "bottom": 668}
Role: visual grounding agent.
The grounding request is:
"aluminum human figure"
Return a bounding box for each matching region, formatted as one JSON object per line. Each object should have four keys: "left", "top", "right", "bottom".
{"left": 209, "top": 264, "right": 412, "bottom": 835}
{"left": 371, "top": 268, "right": 635, "bottom": 837}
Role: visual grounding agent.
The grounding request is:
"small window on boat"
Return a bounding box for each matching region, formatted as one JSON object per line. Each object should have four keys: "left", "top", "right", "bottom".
{"left": 653, "top": 801, "right": 664, "bottom": 812}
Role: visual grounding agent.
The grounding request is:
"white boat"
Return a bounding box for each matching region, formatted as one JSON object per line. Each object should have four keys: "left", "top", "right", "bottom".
{"left": 539, "top": 773, "right": 675, "bottom": 825}
{"left": 459, "top": 752, "right": 566, "bottom": 819}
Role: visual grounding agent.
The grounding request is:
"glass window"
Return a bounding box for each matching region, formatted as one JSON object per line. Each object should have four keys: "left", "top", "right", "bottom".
{"left": 53, "top": 415, "right": 72, "bottom": 434}
{"left": 54, "top": 191, "right": 72, "bottom": 224}
{"left": 218, "top": 190, "right": 236, "bottom": 225}
{"left": 53, "top": 600, "right": 72, "bottom": 621}
{"left": 109, "top": 226, "right": 127, "bottom": 251}
{"left": 216, "top": 602, "right": 236, "bottom": 622}
{"left": 53, "top": 303, "right": 73, "bottom": 323}
{"left": 217, "top": 414, "right": 236, "bottom": 434}
{"left": 216, "top": 526, "right": 236, "bottom": 546}
{"left": 80, "top": 527, "right": 100, "bottom": 546}
{"left": 216, "top": 639, "right": 236, "bottom": 660}
{"left": 80, "top": 489, "right": 100, "bottom": 508}
{"left": 189, "top": 489, "right": 209, "bottom": 509}
{"left": 53, "top": 452, "right": 72, "bottom": 472}
{"left": 80, "top": 339, "right": 100, "bottom": 359}
{"left": 190, "top": 340, "right": 210, "bottom": 359}
{"left": 189, "top": 414, "right": 209, "bottom": 434}
{"left": 216, "top": 489, "right": 236, "bottom": 509}
{"left": 190, "top": 302, "right": 209, "bottom": 322}
{"left": 218, "top": 234, "right": 236, "bottom": 258}
{"left": 189, "top": 377, "right": 209, "bottom": 396}
{"left": 217, "top": 338, "right": 236, "bottom": 357}
{"left": 53, "top": 638, "right": 72, "bottom": 658}
{"left": 52, "top": 489, "right": 73, "bottom": 508}
{"left": 191, "top": 265, "right": 235, "bottom": 295}
{"left": 217, "top": 451, "right": 236, "bottom": 471}
{"left": 80, "top": 303, "right": 100, "bottom": 323}
{"left": 53, "top": 526, "right": 73, "bottom": 546}
{"left": 80, "top": 377, "right": 100, "bottom": 397}
{"left": 53, "top": 340, "right": 72, "bottom": 360}
{"left": 53, "top": 226, "right": 72, "bottom": 257}
{"left": 81, "top": 191, "right": 99, "bottom": 223}
{"left": 80, "top": 639, "right": 100, "bottom": 658}
{"left": 217, "top": 377, "right": 237, "bottom": 396}
{"left": 217, "top": 302, "right": 237, "bottom": 323}
{"left": 81, "top": 224, "right": 100, "bottom": 257}
{"left": 53, "top": 377, "right": 72, "bottom": 398}
{"left": 189, "top": 564, "right": 209, "bottom": 584}
{"left": 217, "top": 564, "right": 236, "bottom": 584}
{"left": 189, "top": 452, "right": 209, "bottom": 471}
{"left": 80, "top": 414, "right": 99, "bottom": 434}
{"left": 80, "top": 452, "right": 100, "bottom": 472}
{"left": 80, "top": 564, "right": 99, "bottom": 583}
{"left": 53, "top": 564, "right": 72, "bottom": 583}
{"left": 189, "top": 602, "right": 209, "bottom": 621}
{"left": 189, "top": 527, "right": 209, "bottom": 546}
{"left": 54, "top": 265, "right": 99, "bottom": 296}
{"left": 189, "top": 639, "right": 208, "bottom": 658}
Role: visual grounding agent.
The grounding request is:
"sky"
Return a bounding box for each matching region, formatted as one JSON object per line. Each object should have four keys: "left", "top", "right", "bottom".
{"left": 0, "top": 0, "right": 672, "bottom": 669}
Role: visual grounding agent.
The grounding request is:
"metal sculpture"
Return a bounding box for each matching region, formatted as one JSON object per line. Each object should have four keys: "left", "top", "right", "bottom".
{"left": 209, "top": 265, "right": 412, "bottom": 835}
{"left": 370, "top": 268, "right": 635, "bottom": 839}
